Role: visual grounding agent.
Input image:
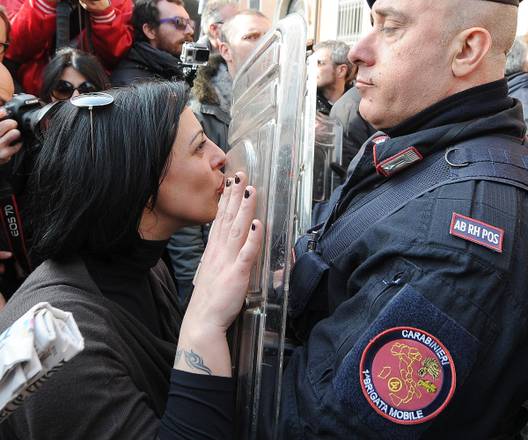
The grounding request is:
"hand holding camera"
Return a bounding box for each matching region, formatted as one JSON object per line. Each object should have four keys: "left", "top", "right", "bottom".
{"left": 78, "top": 0, "right": 112, "bottom": 13}
{"left": 0, "top": 109, "right": 22, "bottom": 166}
{"left": 44, "top": 0, "right": 111, "bottom": 13}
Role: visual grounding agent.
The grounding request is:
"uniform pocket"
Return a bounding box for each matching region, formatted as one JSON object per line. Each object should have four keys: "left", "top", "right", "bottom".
{"left": 332, "top": 284, "right": 484, "bottom": 440}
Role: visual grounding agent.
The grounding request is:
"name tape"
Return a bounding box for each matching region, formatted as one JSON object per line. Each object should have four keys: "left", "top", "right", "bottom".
{"left": 449, "top": 212, "right": 503, "bottom": 253}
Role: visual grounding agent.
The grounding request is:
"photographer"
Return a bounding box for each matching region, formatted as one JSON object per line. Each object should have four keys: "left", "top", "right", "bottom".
{"left": 0, "top": 63, "right": 24, "bottom": 308}
{"left": 5, "top": 0, "right": 133, "bottom": 96}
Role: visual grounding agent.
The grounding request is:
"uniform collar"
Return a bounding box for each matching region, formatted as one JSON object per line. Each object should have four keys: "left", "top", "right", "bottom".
{"left": 332, "top": 79, "right": 525, "bottom": 221}
{"left": 357, "top": 79, "right": 524, "bottom": 177}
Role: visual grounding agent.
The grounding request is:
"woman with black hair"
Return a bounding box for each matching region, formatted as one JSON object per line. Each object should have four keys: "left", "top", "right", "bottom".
{"left": 0, "top": 80, "right": 262, "bottom": 439}
{"left": 40, "top": 47, "right": 110, "bottom": 103}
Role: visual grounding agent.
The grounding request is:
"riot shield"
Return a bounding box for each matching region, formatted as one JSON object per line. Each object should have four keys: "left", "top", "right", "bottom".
{"left": 294, "top": 53, "right": 317, "bottom": 241}
{"left": 224, "top": 13, "right": 314, "bottom": 440}
{"left": 312, "top": 113, "right": 343, "bottom": 202}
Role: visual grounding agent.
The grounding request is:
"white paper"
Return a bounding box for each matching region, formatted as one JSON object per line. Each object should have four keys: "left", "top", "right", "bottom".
{"left": 0, "top": 302, "right": 84, "bottom": 423}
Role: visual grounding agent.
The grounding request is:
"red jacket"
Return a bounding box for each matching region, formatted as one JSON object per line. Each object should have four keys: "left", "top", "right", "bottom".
{"left": 5, "top": 0, "right": 133, "bottom": 95}
{"left": 2, "top": 0, "right": 24, "bottom": 20}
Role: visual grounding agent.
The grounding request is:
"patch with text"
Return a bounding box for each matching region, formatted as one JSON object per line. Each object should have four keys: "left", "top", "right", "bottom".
{"left": 449, "top": 212, "right": 504, "bottom": 253}
{"left": 359, "top": 326, "right": 456, "bottom": 425}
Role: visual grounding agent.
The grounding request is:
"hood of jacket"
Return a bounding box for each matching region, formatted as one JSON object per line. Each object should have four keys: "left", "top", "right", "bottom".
{"left": 192, "top": 54, "right": 232, "bottom": 112}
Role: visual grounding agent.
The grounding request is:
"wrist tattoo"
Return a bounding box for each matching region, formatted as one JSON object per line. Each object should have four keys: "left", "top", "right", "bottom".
{"left": 175, "top": 349, "right": 212, "bottom": 375}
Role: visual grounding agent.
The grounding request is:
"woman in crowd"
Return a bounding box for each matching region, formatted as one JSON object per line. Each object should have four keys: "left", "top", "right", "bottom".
{"left": 40, "top": 47, "right": 110, "bottom": 103}
{"left": 0, "top": 80, "right": 262, "bottom": 439}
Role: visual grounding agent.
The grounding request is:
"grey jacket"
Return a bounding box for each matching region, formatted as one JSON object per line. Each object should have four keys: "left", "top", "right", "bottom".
{"left": 0, "top": 258, "right": 180, "bottom": 440}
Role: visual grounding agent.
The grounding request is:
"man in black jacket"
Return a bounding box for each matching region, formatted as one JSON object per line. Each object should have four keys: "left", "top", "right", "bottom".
{"left": 111, "top": 0, "right": 193, "bottom": 86}
{"left": 281, "top": 0, "right": 528, "bottom": 437}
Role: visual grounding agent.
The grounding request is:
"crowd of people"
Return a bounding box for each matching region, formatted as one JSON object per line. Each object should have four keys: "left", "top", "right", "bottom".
{"left": 0, "top": 0, "right": 528, "bottom": 438}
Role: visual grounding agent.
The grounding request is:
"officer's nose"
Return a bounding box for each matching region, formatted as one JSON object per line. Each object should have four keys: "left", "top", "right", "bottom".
{"left": 348, "top": 30, "right": 376, "bottom": 67}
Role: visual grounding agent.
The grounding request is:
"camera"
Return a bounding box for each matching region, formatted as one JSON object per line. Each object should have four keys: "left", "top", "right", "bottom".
{"left": 0, "top": 94, "right": 56, "bottom": 142}
{"left": 180, "top": 42, "right": 210, "bottom": 67}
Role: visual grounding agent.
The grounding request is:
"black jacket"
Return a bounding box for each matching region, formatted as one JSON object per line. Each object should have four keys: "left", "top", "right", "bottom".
{"left": 0, "top": 253, "right": 181, "bottom": 439}
{"left": 282, "top": 79, "right": 528, "bottom": 438}
{"left": 111, "top": 42, "right": 185, "bottom": 87}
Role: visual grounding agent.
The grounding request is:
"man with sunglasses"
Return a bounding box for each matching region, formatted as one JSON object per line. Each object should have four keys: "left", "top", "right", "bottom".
{"left": 111, "top": 0, "right": 194, "bottom": 86}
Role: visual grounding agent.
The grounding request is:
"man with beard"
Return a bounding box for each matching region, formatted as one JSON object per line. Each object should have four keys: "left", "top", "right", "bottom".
{"left": 111, "top": 0, "right": 193, "bottom": 86}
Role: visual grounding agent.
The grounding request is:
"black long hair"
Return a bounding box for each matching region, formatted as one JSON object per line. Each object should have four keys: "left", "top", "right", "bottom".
{"left": 26, "top": 81, "right": 189, "bottom": 261}
{"left": 40, "top": 48, "right": 110, "bottom": 103}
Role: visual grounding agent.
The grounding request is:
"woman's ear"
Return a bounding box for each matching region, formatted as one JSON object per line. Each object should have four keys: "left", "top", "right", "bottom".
{"left": 451, "top": 27, "right": 492, "bottom": 78}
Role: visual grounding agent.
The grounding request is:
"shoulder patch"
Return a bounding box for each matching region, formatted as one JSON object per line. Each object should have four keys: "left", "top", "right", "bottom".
{"left": 359, "top": 326, "right": 456, "bottom": 425}
{"left": 449, "top": 212, "right": 504, "bottom": 253}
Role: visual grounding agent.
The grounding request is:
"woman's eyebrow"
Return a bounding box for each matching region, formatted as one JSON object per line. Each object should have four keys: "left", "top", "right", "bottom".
{"left": 189, "top": 130, "right": 204, "bottom": 146}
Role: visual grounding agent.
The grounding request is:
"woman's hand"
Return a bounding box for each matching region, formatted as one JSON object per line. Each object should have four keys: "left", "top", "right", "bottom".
{"left": 175, "top": 172, "right": 263, "bottom": 376}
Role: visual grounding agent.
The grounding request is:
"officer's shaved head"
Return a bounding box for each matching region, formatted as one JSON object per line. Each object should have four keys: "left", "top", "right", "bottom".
{"left": 349, "top": 0, "right": 520, "bottom": 129}
{"left": 444, "top": 0, "right": 517, "bottom": 57}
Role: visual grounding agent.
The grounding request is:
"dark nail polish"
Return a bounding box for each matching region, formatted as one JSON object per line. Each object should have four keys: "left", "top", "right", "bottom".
{"left": 226, "top": 179, "right": 231, "bottom": 187}
{"left": 235, "top": 175, "right": 241, "bottom": 184}
{"left": 244, "top": 189, "right": 250, "bottom": 198}
{"left": 251, "top": 223, "right": 256, "bottom": 231}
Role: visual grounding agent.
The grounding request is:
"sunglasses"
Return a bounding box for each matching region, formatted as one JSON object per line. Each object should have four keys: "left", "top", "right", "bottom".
{"left": 70, "top": 92, "right": 114, "bottom": 162}
{"left": 158, "top": 16, "right": 196, "bottom": 32}
{"left": 52, "top": 80, "right": 99, "bottom": 101}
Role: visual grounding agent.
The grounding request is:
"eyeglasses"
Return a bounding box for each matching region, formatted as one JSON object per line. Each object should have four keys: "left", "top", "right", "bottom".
{"left": 158, "top": 16, "right": 195, "bottom": 32}
{"left": 0, "top": 42, "right": 9, "bottom": 55}
{"left": 52, "top": 80, "right": 99, "bottom": 101}
{"left": 70, "top": 92, "right": 114, "bottom": 161}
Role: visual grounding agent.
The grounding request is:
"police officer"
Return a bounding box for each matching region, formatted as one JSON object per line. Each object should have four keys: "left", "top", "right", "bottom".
{"left": 0, "top": 64, "right": 23, "bottom": 308}
{"left": 161, "top": 0, "right": 528, "bottom": 438}
{"left": 281, "top": 0, "right": 528, "bottom": 437}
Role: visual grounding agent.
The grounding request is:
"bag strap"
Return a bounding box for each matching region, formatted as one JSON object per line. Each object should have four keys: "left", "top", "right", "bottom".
{"left": 318, "top": 135, "right": 528, "bottom": 263}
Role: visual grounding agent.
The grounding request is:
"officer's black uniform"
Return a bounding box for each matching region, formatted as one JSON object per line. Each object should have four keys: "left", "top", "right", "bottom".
{"left": 281, "top": 77, "right": 528, "bottom": 438}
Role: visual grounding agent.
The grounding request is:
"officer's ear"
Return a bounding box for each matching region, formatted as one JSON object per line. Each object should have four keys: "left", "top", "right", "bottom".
{"left": 451, "top": 27, "right": 492, "bottom": 78}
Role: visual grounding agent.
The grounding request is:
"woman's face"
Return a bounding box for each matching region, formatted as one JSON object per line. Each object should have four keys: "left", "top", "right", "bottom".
{"left": 51, "top": 67, "right": 95, "bottom": 102}
{"left": 140, "top": 107, "right": 226, "bottom": 240}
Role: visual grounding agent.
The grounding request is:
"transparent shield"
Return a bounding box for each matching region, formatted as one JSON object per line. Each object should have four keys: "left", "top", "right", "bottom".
{"left": 313, "top": 113, "right": 343, "bottom": 202}
{"left": 224, "top": 13, "right": 309, "bottom": 440}
{"left": 294, "top": 53, "right": 317, "bottom": 242}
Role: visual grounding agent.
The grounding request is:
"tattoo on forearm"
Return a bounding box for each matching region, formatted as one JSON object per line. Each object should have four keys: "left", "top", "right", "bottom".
{"left": 175, "top": 349, "right": 212, "bottom": 375}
